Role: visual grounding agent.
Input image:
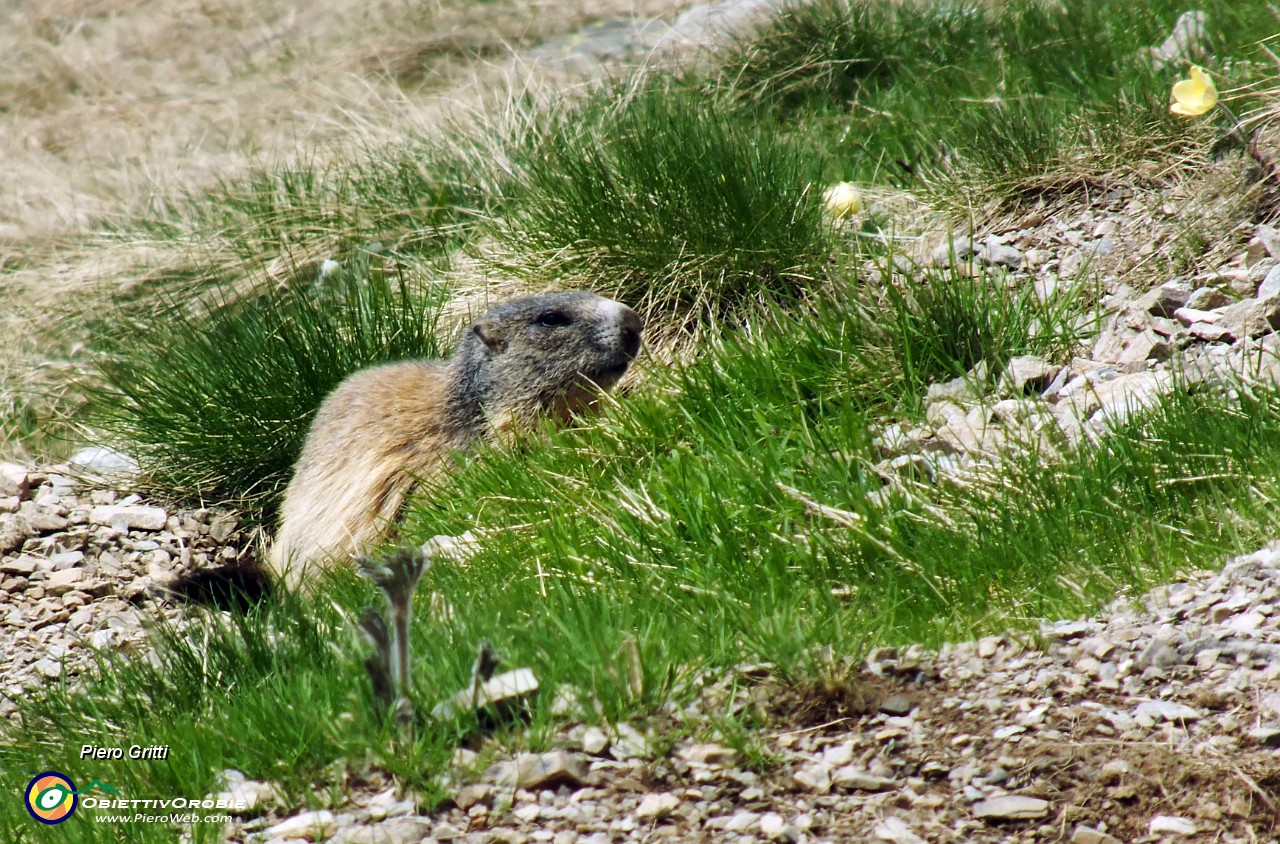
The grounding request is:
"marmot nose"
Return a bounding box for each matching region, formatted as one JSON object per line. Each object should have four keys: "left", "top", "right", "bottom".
{"left": 618, "top": 307, "right": 643, "bottom": 359}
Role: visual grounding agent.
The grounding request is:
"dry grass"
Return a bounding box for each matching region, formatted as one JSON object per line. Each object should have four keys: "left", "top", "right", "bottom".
{"left": 0, "top": 0, "right": 689, "bottom": 243}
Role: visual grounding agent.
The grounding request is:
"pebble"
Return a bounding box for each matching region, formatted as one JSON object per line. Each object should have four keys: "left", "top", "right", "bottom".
{"left": 67, "top": 446, "right": 139, "bottom": 482}
{"left": 43, "top": 568, "right": 86, "bottom": 596}
{"left": 1259, "top": 264, "right": 1280, "bottom": 299}
{"left": 1148, "top": 815, "right": 1197, "bottom": 835}
{"left": 879, "top": 694, "right": 915, "bottom": 716}
{"left": 972, "top": 795, "right": 1050, "bottom": 821}
{"left": 634, "top": 792, "right": 679, "bottom": 819}
{"left": 821, "top": 740, "right": 854, "bottom": 767}
{"left": 432, "top": 822, "right": 464, "bottom": 840}
{"left": 32, "top": 658, "right": 62, "bottom": 679}
{"left": 831, "top": 767, "right": 895, "bottom": 792}
{"left": 266, "top": 809, "right": 337, "bottom": 840}
{"left": 88, "top": 504, "right": 168, "bottom": 531}
{"left": 677, "top": 742, "right": 735, "bottom": 766}
{"left": 721, "top": 811, "right": 758, "bottom": 833}
{"left": 453, "top": 784, "right": 490, "bottom": 810}
{"left": 758, "top": 811, "right": 795, "bottom": 842}
{"left": 363, "top": 788, "right": 405, "bottom": 821}
{"left": 0, "top": 556, "right": 37, "bottom": 575}
{"left": 581, "top": 726, "right": 609, "bottom": 755}
{"left": 1248, "top": 726, "right": 1280, "bottom": 747}
{"left": 1070, "top": 826, "right": 1121, "bottom": 844}
{"left": 874, "top": 817, "right": 927, "bottom": 843}
{"left": 333, "top": 817, "right": 433, "bottom": 844}
{"left": 1133, "top": 700, "right": 1200, "bottom": 725}
{"left": 497, "top": 751, "right": 591, "bottom": 790}
{"left": 792, "top": 763, "right": 831, "bottom": 793}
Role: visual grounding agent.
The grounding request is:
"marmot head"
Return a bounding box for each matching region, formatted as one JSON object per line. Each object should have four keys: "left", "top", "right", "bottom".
{"left": 449, "top": 291, "right": 643, "bottom": 425}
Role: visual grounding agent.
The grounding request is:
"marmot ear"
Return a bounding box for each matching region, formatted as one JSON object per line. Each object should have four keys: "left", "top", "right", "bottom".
{"left": 471, "top": 318, "right": 507, "bottom": 351}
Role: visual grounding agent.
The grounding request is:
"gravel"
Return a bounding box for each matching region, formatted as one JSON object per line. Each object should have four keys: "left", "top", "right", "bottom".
{"left": 0, "top": 463, "right": 256, "bottom": 715}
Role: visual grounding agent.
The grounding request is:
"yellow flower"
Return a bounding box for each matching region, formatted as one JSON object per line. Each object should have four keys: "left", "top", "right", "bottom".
{"left": 1170, "top": 65, "right": 1217, "bottom": 117}
{"left": 823, "top": 182, "right": 860, "bottom": 219}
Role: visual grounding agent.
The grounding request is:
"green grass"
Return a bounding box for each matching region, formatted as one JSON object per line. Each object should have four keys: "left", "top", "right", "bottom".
{"left": 495, "top": 81, "right": 834, "bottom": 321}
{"left": 0, "top": 577, "right": 462, "bottom": 844}
{"left": 85, "top": 263, "right": 447, "bottom": 518}
{"left": 132, "top": 134, "right": 508, "bottom": 265}
{"left": 844, "top": 259, "right": 1092, "bottom": 411}
{"left": 94, "top": 0, "right": 1274, "bottom": 332}
{"left": 714, "top": 0, "right": 1275, "bottom": 197}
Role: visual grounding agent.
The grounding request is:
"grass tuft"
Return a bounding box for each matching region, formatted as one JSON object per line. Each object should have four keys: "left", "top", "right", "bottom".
{"left": 496, "top": 82, "right": 833, "bottom": 325}
{"left": 849, "top": 260, "right": 1092, "bottom": 410}
{"left": 716, "top": 0, "right": 988, "bottom": 115}
{"left": 85, "top": 261, "right": 447, "bottom": 517}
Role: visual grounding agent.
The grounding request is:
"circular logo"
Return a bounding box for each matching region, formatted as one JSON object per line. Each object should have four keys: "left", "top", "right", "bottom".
{"left": 25, "top": 772, "right": 77, "bottom": 825}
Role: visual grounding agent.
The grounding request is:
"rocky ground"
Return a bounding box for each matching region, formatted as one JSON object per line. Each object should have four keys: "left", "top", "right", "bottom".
{"left": 4, "top": 460, "right": 1280, "bottom": 842}
{"left": 868, "top": 202, "right": 1280, "bottom": 490}
{"left": 0, "top": 462, "right": 252, "bottom": 721}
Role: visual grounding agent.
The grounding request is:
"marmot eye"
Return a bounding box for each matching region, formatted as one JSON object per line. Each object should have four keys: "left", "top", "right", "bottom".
{"left": 536, "top": 310, "right": 572, "bottom": 327}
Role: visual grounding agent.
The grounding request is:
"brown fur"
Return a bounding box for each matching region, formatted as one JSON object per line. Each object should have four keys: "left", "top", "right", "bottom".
{"left": 268, "top": 291, "right": 642, "bottom": 587}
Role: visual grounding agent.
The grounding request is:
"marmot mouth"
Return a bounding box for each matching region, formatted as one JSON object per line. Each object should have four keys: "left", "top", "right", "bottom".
{"left": 587, "top": 359, "right": 632, "bottom": 387}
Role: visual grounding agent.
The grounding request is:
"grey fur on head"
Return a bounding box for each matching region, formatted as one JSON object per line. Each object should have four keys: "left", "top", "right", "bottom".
{"left": 446, "top": 291, "right": 643, "bottom": 426}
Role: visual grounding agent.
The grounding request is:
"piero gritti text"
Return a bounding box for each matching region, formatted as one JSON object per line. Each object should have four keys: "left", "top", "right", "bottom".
{"left": 80, "top": 744, "right": 171, "bottom": 760}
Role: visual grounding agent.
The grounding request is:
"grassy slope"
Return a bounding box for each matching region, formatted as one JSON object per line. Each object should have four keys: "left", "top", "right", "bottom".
{"left": 5, "top": 0, "right": 1280, "bottom": 841}
{"left": 9, "top": 369, "right": 1280, "bottom": 843}
{"left": 0, "top": 0, "right": 698, "bottom": 461}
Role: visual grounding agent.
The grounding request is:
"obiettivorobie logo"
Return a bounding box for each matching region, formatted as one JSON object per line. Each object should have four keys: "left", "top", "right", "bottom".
{"left": 24, "top": 772, "right": 120, "bottom": 825}
{"left": 24, "top": 770, "right": 247, "bottom": 826}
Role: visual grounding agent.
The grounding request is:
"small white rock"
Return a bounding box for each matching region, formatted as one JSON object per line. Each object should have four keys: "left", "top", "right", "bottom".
{"left": 676, "top": 742, "right": 736, "bottom": 766}
{"left": 873, "top": 816, "right": 927, "bottom": 844}
{"left": 67, "top": 446, "right": 139, "bottom": 482}
{"left": 1133, "top": 700, "right": 1201, "bottom": 725}
{"left": 635, "top": 792, "right": 679, "bottom": 820}
{"left": 213, "top": 778, "right": 276, "bottom": 816}
{"left": 363, "top": 788, "right": 400, "bottom": 822}
{"left": 792, "top": 763, "right": 832, "bottom": 793}
{"left": 758, "top": 811, "right": 787, "bottom": 840}
{"left": 722, "top": 811, "right": 758, "bottom": 833}
{"left": 266, "top": 809, "right": 336, "bottom": 840}
{"left": 581, "top": 726, "right": 609, "bottom": 755}
{"left": 973, "top": 795, "right": 1050, "bottom": 820}
{"left": 33, "top": 658, "right": 63, "bottom": 679}
{"left": 832, "top": 766, "right": 896, "bottom": 792}
{"left": 43, "top": 568, "right": 86, "bottom": 596}
{"left": 821, "top": 740, "right": 855, "bottom": 767}
{"left": 1149, "top": 815, "right": 1197, "bottom": 836}
{"left": 431, "top": 822, "right": 464, "bottom": 840}
{"left": 89, "top": 505, "right": 168, "bottom": 531}
{"left": 1071, "top": 825, "right": 1122, "bottom": 844}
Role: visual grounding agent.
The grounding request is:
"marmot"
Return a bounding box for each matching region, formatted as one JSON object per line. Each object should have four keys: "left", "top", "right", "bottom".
{"left": 268, "top": 291, "right": 643, "bottom": 588}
